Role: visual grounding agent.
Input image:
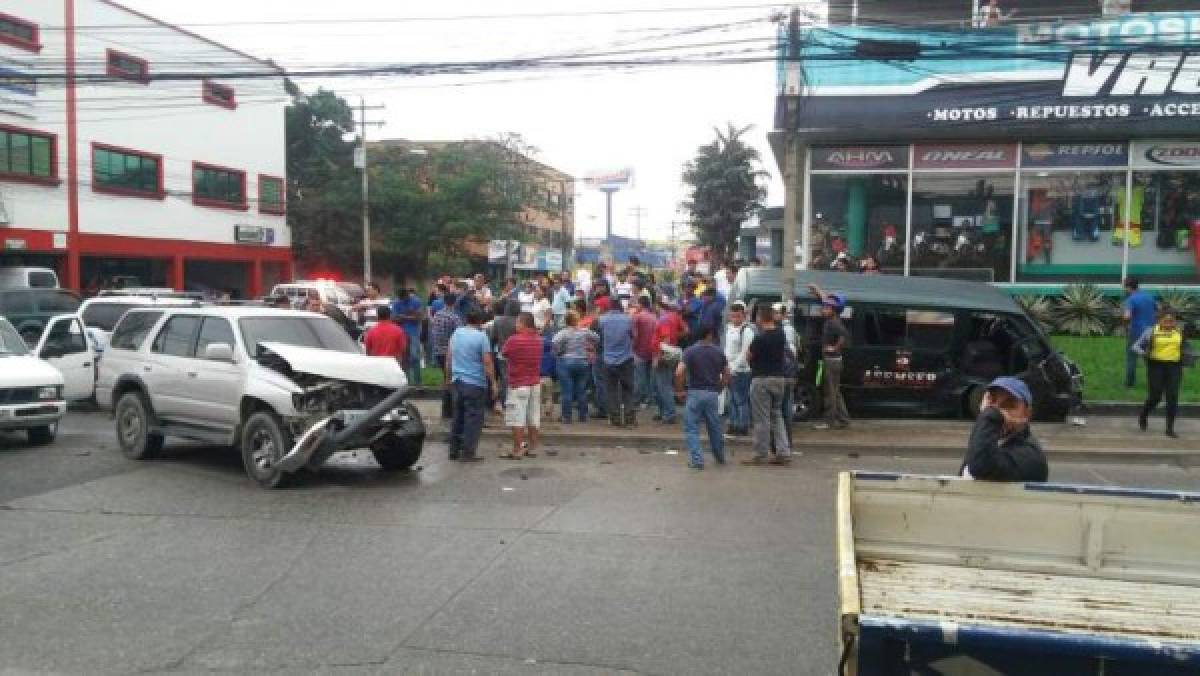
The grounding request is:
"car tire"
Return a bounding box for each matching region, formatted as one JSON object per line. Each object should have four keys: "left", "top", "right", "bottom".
{"left": 371, "top": 433, "right": 423, "bottom": 471}
{"left": 26, "top": 423, "right": 57, "bottom": 446}
{"left": 115, "top": 391, "right": 164, "bottom": 459}
{"left": 792, "top": 381, "right": 821, "bottom": 422}
{"left": 240, "top": 411, "right": 294, "bottom": 489}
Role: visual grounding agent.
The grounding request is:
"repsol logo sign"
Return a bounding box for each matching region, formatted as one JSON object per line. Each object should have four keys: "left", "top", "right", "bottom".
{"left": 1063, "top": 51, "right": 1200, "bottom": 97}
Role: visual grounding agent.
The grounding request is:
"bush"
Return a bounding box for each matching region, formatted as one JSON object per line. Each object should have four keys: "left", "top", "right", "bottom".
{"left": 1157, "top": 287, "right": 1200, "bottom": 325}
{"left": 1053, "top": 284, "right": 1118, "bottom": 337}
{"left": 1014, "top": 295, "right": 1055, "bottom": 334}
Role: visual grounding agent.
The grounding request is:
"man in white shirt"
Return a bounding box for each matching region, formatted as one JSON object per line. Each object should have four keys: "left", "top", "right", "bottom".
{"left": 517, "top": 281, "right": 535, "bottom": 314}
{"left": 551, "top": 277, "right": 572, "bottom": 329}
{"left": 473, "top": 273, "right": 493, "bottom": 312}
{"left": 614, "top": 271, "right": 633, "bottom": 310}
{"left": 715, "top": 265, "right": 736, "bottom": 300}
{"left": 530, "top": 286, "right": 553, "bottom": 332}
{"left": 723, "top": 301, "right": 755, "bottom": 436}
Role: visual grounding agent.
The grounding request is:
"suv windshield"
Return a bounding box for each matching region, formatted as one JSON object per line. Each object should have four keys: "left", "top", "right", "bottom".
{"left": 0, "top": 319, "right": 31, "bottom": 356}
{"left": 240, "top": 316, "right": 359, "bottom": 356}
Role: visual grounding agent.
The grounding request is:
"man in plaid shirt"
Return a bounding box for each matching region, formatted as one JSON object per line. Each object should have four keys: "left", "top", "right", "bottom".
{"left": 432, "top": 294, "right": 464, "bottom": 418}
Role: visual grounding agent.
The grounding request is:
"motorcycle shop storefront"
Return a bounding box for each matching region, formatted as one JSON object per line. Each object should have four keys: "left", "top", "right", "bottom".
{"left": 779, "top": 11, "right": 1200, "bottom": 289}
{"left": 806, "top": 140, "right": 1200, "bottom": 287}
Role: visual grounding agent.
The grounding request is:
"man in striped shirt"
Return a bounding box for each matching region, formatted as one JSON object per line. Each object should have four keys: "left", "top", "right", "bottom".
{"left": 431, "top": 294, "right": 464, "bottom": 419}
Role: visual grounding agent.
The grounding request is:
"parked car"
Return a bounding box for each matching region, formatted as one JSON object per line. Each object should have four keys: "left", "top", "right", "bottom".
{"left": 95, "top": 306, "right": 426, "bottom": 488}
{"left": 0, "top": 288, "right": 82, "bottom": 346}
{"left": 33, "top": 313, "right": 97, "bottom": 402}
{"left": 0, "top": 316, "right": 68, "bottom": 445}
{"left": 0, "top": 266, "right": 59, "bottom": 290}
{"left": 733, "top": 268, "right": 1082, "bottom": 421}
{"left": 268, "top": 280, "right": 355, "bottom": 313}
{"left": 79, "top": 295, "right": 199, "bottom": 354}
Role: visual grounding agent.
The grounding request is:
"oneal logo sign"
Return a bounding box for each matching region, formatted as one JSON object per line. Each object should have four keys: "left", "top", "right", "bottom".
{"left": 825, "top": 149, "right": 895, "bottom": 168}
{"left": 1063, "top": 52, "right": 1200, "bottom": 97}
{"left": 921, "top": 150, "right": 1007, "bottom": 162}
{"left": 1145, "top": 144, "right": 1200, "bottom": 166}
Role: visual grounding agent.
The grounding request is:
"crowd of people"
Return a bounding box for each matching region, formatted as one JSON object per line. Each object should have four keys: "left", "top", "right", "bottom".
{"left": 289, "top": 256, "right": 1091, "bottom": 480}
{"left": 336, "top": 257, "right": 860, "bottom": 469}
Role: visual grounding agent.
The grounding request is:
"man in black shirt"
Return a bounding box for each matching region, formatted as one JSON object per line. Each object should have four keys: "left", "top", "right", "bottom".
{"left": 674, "top": 326, "right": 730, "bottom": 470}
{"left": 744, "top": 308, "right": 793, "bottom": 465}
{"left": 809, "top": 283, "right": 851, "bottom": 430}
{"left": 960, "top": 377, "right": 1048, "bottom": 482}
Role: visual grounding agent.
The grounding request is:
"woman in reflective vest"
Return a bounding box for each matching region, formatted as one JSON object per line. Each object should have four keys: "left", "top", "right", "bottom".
{"left": 1133, "top": 309, "right": 1194, "bottom": 438}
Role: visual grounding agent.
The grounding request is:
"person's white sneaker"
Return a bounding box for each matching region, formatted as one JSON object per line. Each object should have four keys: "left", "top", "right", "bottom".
{"left": 812, "top": 422, "right": 831, "bottom": 430}
{"left": 1070, "top": 416, "right": 1087, "bottom": 427}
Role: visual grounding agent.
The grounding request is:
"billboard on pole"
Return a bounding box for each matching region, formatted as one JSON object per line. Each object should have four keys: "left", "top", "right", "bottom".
{"left": 582, "top": 168, "right": 634, "bottom": 190}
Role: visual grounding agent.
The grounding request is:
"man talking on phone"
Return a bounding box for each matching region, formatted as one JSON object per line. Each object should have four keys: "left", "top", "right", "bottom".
{"left": 959, "top": 377, "right": 1048, "bottom": 482}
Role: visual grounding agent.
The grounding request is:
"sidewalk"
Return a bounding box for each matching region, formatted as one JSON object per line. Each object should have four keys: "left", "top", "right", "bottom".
{"left": 409, "top": 400, "right": 1200, "bottom": 465}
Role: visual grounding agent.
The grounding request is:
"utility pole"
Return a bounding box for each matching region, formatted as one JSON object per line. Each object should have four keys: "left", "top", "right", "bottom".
{"left": 628, "top": 206, "right": 648, "bottom": 243}
{"left": 354, "top": 98, "right": 385, "bottom": 285}
{"left": 600, "top": 186, "right": 619, "bottom": 264}
{"left": 779, "top": 7, "right": 804, "bottom": 308}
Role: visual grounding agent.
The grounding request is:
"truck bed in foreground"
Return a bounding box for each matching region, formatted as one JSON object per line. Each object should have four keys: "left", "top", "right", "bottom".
{"left": 837, "top": 472, "right": 1200, "bottom": 675}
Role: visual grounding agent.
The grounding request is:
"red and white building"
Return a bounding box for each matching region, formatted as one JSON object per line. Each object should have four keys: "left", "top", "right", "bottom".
{"left": 0, "top": 0, "right": 291, "bottom": 296}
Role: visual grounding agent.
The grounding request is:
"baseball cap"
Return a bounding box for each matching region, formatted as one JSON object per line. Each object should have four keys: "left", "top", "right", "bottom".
{"left": 987, "top": 377, "right": 1032, "bottom": 406}
{"left": 822, "top": 293, "right": 846, "bottom": 309}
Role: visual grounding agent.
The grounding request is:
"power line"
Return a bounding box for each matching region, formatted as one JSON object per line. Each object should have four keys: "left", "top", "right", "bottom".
{"left": 43, "top": 3, "right": 804, "bottom": 31}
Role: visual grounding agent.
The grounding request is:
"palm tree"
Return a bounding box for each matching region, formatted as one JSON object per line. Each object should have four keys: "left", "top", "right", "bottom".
{"left": 681, "top": 123, "right": 768, "bottom": 268}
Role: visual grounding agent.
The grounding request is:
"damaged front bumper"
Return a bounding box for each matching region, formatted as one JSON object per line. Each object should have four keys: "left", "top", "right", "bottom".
{"left": 275, "top": 387, "right": 425, "bottom": 473}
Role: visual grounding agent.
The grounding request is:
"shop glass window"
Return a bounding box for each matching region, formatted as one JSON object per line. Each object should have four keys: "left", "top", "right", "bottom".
{"left": 1119, "top": 171, "right": 1200, "bottom": 284}
{"left": 0, "top": 14, "right": 39, "bottom": 51}
{"left": 910, "top": 175, "right": 1014, "bottom": 283}
{"left": 1016, "top": 171, "right": 1128, "bottom": 284}
{"left": 810, "top": 174, "right": 908, "bottom": 271}
{"left": 94, "top": 146, "right": 160, "bottom": 195}
{"left": 193, "top": 165, "right": 245, "bottom": 207}
{"left": 0, "top": 128, "right": 54, "bottom": 180}
{"left": 258, "top": 175, "right": 284, "bottom": 213}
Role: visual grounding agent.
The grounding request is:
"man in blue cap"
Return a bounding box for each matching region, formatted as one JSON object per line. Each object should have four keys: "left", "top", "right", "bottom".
{"left": 808, "top": 283, "right": 851, "bottom": 430}
{"left": 960, "top": 377, "right": 1048, "bottom": 482}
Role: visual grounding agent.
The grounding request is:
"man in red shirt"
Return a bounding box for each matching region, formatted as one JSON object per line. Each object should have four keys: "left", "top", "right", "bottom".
{"left": 363, "top": 306, "right": 409, "bottom": 370}
{"left": 500, "top": 312, "right": 544, "bottom": 459}
{"left": 631, "top": 296, "right": 659, "bottom": 410}
{"left": 652, "top": 297, "right": 687, "bottom": 423}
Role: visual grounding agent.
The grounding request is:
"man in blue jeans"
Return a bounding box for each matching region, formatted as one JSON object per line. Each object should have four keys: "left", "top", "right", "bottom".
{"left": 390, "top": 288, "right": 425, "bottom": 387}
{"left": 1122, "top": 277, "right": 1157, "bottom": 388}
{"left": 446, "top": 309, "right": 496, "bottom": 462}
{"left": 674, "top": 325, "right": 731, "bottom": 470}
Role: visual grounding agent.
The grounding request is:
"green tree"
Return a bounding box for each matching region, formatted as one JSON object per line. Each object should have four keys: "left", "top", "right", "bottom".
{"left": 681, "top": 123, "right": 768, "bottom": 267}
{"left": 285, "top": 84, "right": 540, "bottom": 283}
{"left": 368, "top": 135, "right": 538, "bottom": 283}
{"left": 284, "top": 84, "right": 360, "bottom": 273}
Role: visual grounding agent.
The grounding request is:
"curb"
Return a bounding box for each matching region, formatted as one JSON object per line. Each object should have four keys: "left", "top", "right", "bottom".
{"left": 427, "top": 425, "right": 1200, "bottom": 467}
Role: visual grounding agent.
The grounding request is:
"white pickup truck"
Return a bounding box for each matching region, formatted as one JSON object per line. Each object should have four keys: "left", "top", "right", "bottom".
{"left": 836, "top": 472, "right": 1200, "bottom": 675}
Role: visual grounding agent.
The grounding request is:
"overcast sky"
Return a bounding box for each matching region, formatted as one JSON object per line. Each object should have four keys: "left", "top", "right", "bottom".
{"left": 121, "top": 0, "right": 799, "bottom": 243}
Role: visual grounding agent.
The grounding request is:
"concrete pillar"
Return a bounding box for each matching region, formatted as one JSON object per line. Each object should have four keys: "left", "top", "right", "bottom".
{"left": 249, "top": 259, "right": 263, "bottom": 299}
{"left": 170, "top": 254, "right": 184, "bottom": 291}
{"left": 846, "top": 177, "right": 868, "bottom": 257}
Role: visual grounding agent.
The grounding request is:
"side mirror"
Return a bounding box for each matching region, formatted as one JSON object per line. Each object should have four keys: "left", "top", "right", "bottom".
{"left": 203, "top": 342, "right": 235, "bottom": 362}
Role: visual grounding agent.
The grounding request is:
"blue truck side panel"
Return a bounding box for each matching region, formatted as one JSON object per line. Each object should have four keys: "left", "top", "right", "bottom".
{"left": 856, "top": 615, "right": 1200, "bottom": 676}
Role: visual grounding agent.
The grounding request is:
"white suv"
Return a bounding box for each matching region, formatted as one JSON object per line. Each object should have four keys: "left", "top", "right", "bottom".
{"left": 95, "top": 306, "right": 425, "bottom": 488}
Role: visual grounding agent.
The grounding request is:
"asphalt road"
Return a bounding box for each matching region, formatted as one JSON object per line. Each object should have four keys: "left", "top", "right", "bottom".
{"left": 1, "top": 411, "right": 1197, "bottom": 675}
